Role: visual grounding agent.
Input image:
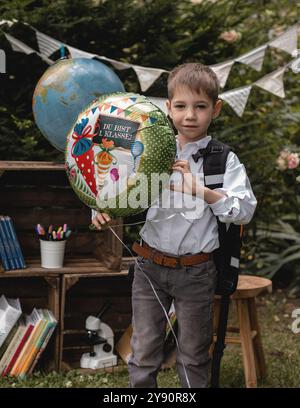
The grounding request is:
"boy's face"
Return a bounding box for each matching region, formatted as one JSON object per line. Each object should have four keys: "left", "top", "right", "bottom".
{"left": 166, "top": 85, "right": 222, "bottom": 143}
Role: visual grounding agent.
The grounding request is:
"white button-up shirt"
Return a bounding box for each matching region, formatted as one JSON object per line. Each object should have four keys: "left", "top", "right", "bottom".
{"left": 140, "top": 135, "right": 257, "bottom": 256}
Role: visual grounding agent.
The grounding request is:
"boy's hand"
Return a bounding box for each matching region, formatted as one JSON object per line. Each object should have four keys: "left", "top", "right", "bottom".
{"left": 92, "top": 212, "right": 112, "bottom": 230}
{"left": 172, "top": 159, "right": 191, "bottom": 174}
{"left": 170, "top": 160, "right": 204, "bottom": 197}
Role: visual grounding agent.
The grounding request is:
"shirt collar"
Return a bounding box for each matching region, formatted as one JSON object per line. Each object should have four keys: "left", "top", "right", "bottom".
{"left": 176, "top": 135, "right": 212, "bottom": 152}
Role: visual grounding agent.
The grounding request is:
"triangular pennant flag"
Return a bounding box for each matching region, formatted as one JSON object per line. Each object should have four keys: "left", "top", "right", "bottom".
{"left": 130, "top": 97, "right": 137, "bottom": 102}
{"left": 91, "top": 107, "right": 97, "bottom": 114}
{"left": 99, "top": 56, "right": 131, "bottom": 70}
{"left": 36, "top": 30, "right": 62, "bottom": 57}
{"left": 140, "top": 115, "right": 148, "bottom": 122}
{"left": 133, "top": 65, "right": 166, "bottom": 92}
{"left": 291, "top": 57, "right": 300, "bottom": 73}
{"left": 67, "top": 45, "right": 96, "bottom": 59}
{"left": 147, "top": 97, "right": 168, "bottom": 115}
{"left": 219, "top": 85, "right": 252, "bottom": 117}
{"left": 235, "top": 45, "right": 267, "bottom": 72}
{"left": 209, "top": 60, "right": 234, "bottom": 88}
{"left": 255, "top": 67, "right": 286, "bottom": 98}
{"left": 269, "top": 25, "right": 298, "bottom": 56}
{"left": 124, "top": 109, "right": 132, "bottom": 117}
{"left": 4, "top": 33, "right": 35, "bottom": 55}
{"left": 149, "top": 117, "right": 157, "bottom": 124}
{"left": 110, "top": 106, "right": 118, "bottom": 113}
{"left": 117, "top": 108, "right": 124, "bottom": 115}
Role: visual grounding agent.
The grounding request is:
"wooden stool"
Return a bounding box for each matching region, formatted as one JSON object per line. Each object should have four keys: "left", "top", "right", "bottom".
{"left": 213, "top": 275, "right": 272, "bottom": 388}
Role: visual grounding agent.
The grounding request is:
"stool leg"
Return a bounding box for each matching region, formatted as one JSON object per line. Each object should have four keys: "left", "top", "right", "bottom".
{"left": 236, "top": 299, "right": 257, "bottom": 388}
{"left": 248, "top": 297, "right": 267, "bottom": 378}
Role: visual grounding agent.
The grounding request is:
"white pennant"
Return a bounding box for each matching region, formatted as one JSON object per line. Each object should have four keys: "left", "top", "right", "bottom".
{"left": 210, "top": 60, "right": 234, "bottom": 88}
{"left": 291, "top": 56, "right": 300, "bottom": 73}
{"left": 67, "top": 45, "right": 96, "bottom": 59}
{"left": 133, "top": 66, "right": 166, "bottom": 92}
{"left": 4, "top": 33, "right": 35, "bottom": 55}
{"left": 99, "top": 56, "right": 131, "bottom": 70}
{"left": 269, "top": 25, "right": 298, "bottom": 56}
{"left": 255, "top": 67, "right": 286, "bottom": 98}
{"left": 36, "top": 30, "right": 62, "bottom": 57}
{"left": 219, "top": 85, "right": 252, "bottom": 117}
{"left": 235, "top": 45, "right": 267, "bottom": 71}
{"left": 147, "top": 97, "right": 168, "bottom": 115}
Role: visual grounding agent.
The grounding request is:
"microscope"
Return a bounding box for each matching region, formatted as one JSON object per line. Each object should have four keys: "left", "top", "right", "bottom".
{"left": 80, "top": 302, "right": 118, "bottom": 369}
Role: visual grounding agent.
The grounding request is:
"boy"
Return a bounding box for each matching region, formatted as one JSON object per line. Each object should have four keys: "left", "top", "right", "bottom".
{"left": 92, "top": 63, "right": 257, "bottom": 388}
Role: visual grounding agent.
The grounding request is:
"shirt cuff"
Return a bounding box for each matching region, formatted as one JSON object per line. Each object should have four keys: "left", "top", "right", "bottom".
{"left": 209, "top": 194, "right": 239, "bottom": 217}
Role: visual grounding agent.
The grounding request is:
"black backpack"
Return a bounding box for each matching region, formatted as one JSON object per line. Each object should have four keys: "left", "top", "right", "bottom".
{"left": 193, "top": 138, "right": 243, "bottom": 296}
{"left": 192, "top": 137, "right": 244, "bottom": 387}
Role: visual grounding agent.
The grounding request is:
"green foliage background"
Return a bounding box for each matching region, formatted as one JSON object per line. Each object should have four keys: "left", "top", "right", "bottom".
{"left": 1, "top": 0, "right": 300, "bottom": 291}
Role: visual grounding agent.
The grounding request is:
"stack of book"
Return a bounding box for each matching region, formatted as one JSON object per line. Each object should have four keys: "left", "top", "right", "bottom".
{"left": 0, "top": 215, "right": 26, "bottom": 271}
{"left": 0, "top": 295, "right": 57, "bottom": 377}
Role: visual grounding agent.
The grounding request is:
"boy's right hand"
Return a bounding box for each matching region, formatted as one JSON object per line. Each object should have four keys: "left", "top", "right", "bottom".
{"left": 91, "top": 212, "right": 112, "bottom": 230}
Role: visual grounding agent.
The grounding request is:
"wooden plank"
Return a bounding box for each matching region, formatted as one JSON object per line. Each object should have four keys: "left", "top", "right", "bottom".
{"left": 0, "top": 161, "right": 65, "bottom": 171}
{"left": 0, "top": 190, "right": 81, "bottom": 208}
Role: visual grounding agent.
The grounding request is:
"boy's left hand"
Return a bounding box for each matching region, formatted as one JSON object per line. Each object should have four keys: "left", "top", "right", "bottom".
{"left": 170, "top": 160, "right": 203, "bottom": 196}
{"left": 172, "top": 159, "right": 191, "bottom": 174}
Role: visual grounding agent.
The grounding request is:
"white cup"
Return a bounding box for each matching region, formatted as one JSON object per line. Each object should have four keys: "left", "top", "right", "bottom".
{"left": 40, "top": 239, "right": 66, "bottom": 268}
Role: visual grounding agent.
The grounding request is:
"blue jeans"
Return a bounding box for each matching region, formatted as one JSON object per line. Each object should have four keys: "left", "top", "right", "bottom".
{"left": 128, "top": 256, "right": 217, "bottom": 388}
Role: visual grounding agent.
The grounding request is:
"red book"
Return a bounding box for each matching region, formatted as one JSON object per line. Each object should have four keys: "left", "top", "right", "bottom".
{"left": 2, "top": 324, "right": 34, "bottom": 376}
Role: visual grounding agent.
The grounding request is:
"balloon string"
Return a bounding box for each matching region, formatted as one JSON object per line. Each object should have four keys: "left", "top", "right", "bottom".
{"left": 89, "top": 212, "right": 187, "bottom": 230}
{"left": 107, "top": 225, "right": 191, "bottom": 389}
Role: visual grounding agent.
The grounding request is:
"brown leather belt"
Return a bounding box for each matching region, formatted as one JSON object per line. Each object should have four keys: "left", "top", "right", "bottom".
{"left": 132, "top": 241, "right": 211, "bottom": 269}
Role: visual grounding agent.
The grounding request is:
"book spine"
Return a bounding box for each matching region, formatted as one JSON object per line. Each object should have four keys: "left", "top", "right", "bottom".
{"left": 0, "top": 229, "right": 10, "bottom": 271}
{"left": 3, "top": 324, "right": 34, "bottom": 376}
{"left": 27, "top": 324, "right": 56, "bottom": 375}
{"left": 24, "top": 319, "right": 57, "bottom": 377}
{"left": 5, "top": 217, "right": 26, "bottom": 269}
{"left": 0, "top": 326, "right": 25, "bottom": 374}
{"left": 0, "top": 219, "right": 13, "bottom": 270}
{"left": 0, "top": 217, "right": 17, "bottom": 269}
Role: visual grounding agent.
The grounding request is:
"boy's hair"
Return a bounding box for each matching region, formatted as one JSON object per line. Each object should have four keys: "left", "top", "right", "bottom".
{"left": 167, "top": 63, "right": 220, "bottom": 104}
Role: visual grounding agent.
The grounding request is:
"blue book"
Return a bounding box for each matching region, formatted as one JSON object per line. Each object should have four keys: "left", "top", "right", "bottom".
{"left": 4, "top": 216, "right": 26, "bottom": 269}
{"left": 0, "top": 217, "right": 18, "bottom": 270}
{"left": 0, "top": 226, "right": 10, "bottom": 271}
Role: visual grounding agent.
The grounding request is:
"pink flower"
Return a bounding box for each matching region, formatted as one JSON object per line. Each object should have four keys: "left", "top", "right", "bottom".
{"left": 219, "top": 30, "right": 241, "bottom": 43}
{"left": 287, "top": 153, "right": 300, "bottom": 169}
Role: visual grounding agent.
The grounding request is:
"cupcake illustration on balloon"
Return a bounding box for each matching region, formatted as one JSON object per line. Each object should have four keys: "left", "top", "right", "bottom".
{"left": 95, "top": 138, "right": 117, "bottom": 191}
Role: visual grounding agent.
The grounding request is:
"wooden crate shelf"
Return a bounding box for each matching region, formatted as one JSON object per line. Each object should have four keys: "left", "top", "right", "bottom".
{"left": 0, "top": 161, "right": 132, "bottom": 373}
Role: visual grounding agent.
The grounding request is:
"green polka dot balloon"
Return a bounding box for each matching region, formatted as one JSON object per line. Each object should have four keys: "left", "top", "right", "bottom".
{"left": 65, "top": 92, "right": 176, "bottom": 217}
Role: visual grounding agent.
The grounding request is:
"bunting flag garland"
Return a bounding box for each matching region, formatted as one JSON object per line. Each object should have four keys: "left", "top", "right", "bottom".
{"left": 4, "top": 33, "right": 54, "bottom": 65}
{"left": 254, "top": 66, "right": 286, "bottom": 98}
{"left": 1, "top": 20, "right": 300, "bottom": 118}
{"left": 132, "top": 65, "right": 167, "bottom": 92}
{"left": 291, "top": 56, "right": 300, "bottom": 73}
{"left": 36, "top": 30, "right": 62, "bottom": 57}
{"left": 219, "top": 85, "right": 252, "bottom": 117}
{"left": 67, "top": 45, "right": 97, "bottom": 59}
{"left": 269, "top": 25, "right": 298, "bottom": 56}
{"left": 235, "top": 45, "right": 267, "bottom": 72}
{"left": 4, "top": 33, "right": 35, "bottom": 55}
{"left": 210, "top": 60, "right": 235, "bottom": 88}
{"left": 99, "top": 56, "right": 132, "bottom": 70}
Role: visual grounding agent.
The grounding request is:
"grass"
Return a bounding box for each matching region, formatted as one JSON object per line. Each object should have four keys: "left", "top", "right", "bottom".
{"left": 0, "top": 290, "right": 299, "bottom": 388}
